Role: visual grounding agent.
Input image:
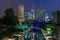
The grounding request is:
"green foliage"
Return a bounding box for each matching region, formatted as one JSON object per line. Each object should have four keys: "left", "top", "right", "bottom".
{"left": 39, "top": 24, "right": 45, "bottom": 30}
{"left": 45, "top": 24, "right": 57, "bottom": 30}
{"left": 5, "top": 8, "right": 14, "bottom": 18}
{"left": 0, "top": 18, "right": 3, "bottom": 25}
{"left": 39, "top": 23, "right": 57, "bottom": 30}
{"left": 3, "top": 8, "right": 19, "bottom": 25}
{"left": 0, "top": 29, "right": 16, "bottom": 39}
{"left": 12, "top": 16, "right": 19, "bottom": 25}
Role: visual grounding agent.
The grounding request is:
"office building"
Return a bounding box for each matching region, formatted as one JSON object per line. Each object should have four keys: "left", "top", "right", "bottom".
{"left": 30, "top": 8, "right": 35, "bottom": 20}
{"left": 18, "top": 5, "right": 25, "bottom": 24}
{"left": 24, "top": 12, "right": 28, "bottom": 20}
{"left": 27, "top": 12, "right": 32, "bottom": 20}
{"left": 35, "top": 9, "right": 46, "bottom": 22}
{"left": 27, "top": 9, "right": 35, "bottom": 20}
{"left": 52, "top": 11, "right": 60, "bottom": 24}
{"left": 52, "top": 11, "right": 60, "bottom": 40}
{"left": 45, "top": 13, "right": 49, "bottom": 22}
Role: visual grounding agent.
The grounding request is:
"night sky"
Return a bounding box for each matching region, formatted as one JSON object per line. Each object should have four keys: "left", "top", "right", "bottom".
{"left": 0, "top": 0, "right": 60, "bottom": 18}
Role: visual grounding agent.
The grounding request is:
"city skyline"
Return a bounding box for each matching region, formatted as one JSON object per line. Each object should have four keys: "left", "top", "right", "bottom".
{"left": 0, "top": 0, "right": 60, "bottom": 18}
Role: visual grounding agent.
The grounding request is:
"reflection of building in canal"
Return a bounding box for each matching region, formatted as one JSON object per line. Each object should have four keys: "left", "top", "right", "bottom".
{"left": 25, "top": 28, "right": 46, "bottom": 40}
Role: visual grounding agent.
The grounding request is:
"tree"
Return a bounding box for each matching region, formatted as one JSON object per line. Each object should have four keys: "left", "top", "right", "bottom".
{"left": 12, "top": 16, "right": 19, "bottom": 25}
{"left": 44, "top": 24, "right": 57, "bottom": 35}
{"left": 4, "top": 8, "right": 19, "bottom": 25}
{"left": 44, "top": 24, "right": 57, "bottom": 30}
{"left": 39, "top": 24, "right": 45, "bottom": 30}
{"left": 5, "top": 8, "right": 14, "bottom": 18}
{"left": 4, "top": 8, "right": 14, "bottom": 25}
{"left": 0, "top": 18, "right": 3, "bottom": 26}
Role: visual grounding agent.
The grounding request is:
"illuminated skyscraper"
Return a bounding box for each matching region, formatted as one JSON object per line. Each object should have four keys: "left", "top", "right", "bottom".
{"left": 24, "top": 12, "right": 28, "bottom": 20}
{"left": 18, "top": 5, "right": 25, "bottom": 24}
{"left": 27, "top": 5, "right": 35, "bottom": 20}
{"left": 45, "top": 13, "right": 49, "bottom": 22}
{"left": 31, "top": 8, "right": 35, "bottom": 20}
{"left": 35, "top": 9, "right": 46, "bottom": 22}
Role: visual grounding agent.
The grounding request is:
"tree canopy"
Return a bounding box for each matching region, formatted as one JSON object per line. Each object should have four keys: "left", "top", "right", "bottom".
{"left": 3, "top": 8, "right": 19, "bottom": 25}
{"left": 44, "top": 24, "right": 57, "bottom": 30}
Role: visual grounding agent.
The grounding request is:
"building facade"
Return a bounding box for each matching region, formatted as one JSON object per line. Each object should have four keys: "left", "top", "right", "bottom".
{"left": 18, "top": 5, "right": 25, "bottom": 24}
{"left": 45, "top": 13, "right": 49, "bottom": 22}
{"left": 52, "top": 11, "right": 60, "bottom": 24}
{"left": 24, "top": 12, "right": 28, "bottom": 21}
{"left": 35, "top": 9, "right": 46, "bottom": 22}
{"left": 52, "top": 11, "right": 60, "bottom": 40}
{"left": 30, "top": 8, "right": 35, "bottom": 20}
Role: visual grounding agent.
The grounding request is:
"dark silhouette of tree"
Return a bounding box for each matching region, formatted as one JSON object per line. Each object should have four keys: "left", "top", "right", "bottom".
{"left": 5, "top": 8, "right": 14, "bottom": 17}
{"left": 0, "top": 18, "right": 3, "bottom": 26}
{"left": 12, "top": 16, "right": 19, "bottom": 25}
{"left": 3, "top": 8, "right": 19, "bottom": 25}
{"left": 0, "top": 17, "right": 5, "bottom": 26}
{"left": 4, "top": 8, "right": 14, "bottom": 25}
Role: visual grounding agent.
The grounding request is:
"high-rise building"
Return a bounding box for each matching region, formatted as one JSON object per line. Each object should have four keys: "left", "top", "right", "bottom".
{"left": 24, "top": 11, "right": 35, "bottom": 25}
{"left": 28, "top": 12, "right": 32, "bottom": 19}
{"left": 45, "top": 13, "right": 49, "bottom": 22}
{"left": 52, "top": 11, "right": 60, "bottom": 40}
{"left": 24, "top": 12, "right": 28, "bottom": 20}
{"left": 18, "top": 5, "right": 25, "bottom": 24}
{"left": 35, "top": 9, "right": 46, "bottom": 22}
{"left": 27, "top": 9, "right": 35, "bottom": 20}
{"left": 31, "top": 8, "right": 35, "bottom": 20}
{"left": 52, "top": 11, "right": 60, "bottom": 24}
